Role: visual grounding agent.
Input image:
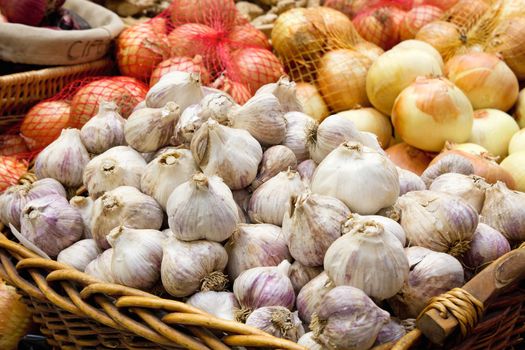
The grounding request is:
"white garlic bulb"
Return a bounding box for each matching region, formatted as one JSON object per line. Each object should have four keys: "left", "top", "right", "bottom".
{"left": 311, "top": 286, "right": 390, "bottom": 350}
{"left": 430, "top": 173, "right": 488, "bottom": 213}
{"left": 124, "top": 102, "right": 180, "bottom": 153}
{"left": 324, "top": 220, "right": 409, "bottom": 300}
{"left": 69, "top": 196, "right": 93, "bottom": 238}
{"left": 80, "top": 101, "right": 126, "bottom": 154}
{"left": 296, "top": 272, "right": 334, "bottom": 325}
{"left": 174, "top": 104, "right": 203, "bottom": 145}
{"left": 167, "top": 173, "right": 239, "bottom": 242}
{"left": 107, "top": 226, "right": 165, "bottom": 290}
{"left": 161, "top": 233, "right": 228, "bottom": 297}
{"left": 83, "top": 146, "right": 146, "bottom": 198}
{"left": 198, "top": 92, "right": 238, "bottom": 124}
{"left": 57, "top": 239, "right": 101, "bottom": 271}
{"left": 346, "top": 213, "right": 406, "bottom": 246}
{"left": 186, "top": 291, "right": 239, "bottom": 321}
{"left": 311, "top": 142, "right": 400, "bottom": 215}
{"left": 141, "top": 149, "right": 198, "bottom": 210}
{"left": 283, "top": 192, "right": 349, "bottom": 267}
{"left": 246, "top": 307, "right": 305, "bottom": 342}
{"left": 256, "top": 76, "right": 303, "bottom": 113}
{"left": 248, "top": 169, "right": 306, "bottom": 226}
{"left": 84, "top": 248, "right": 115, "bottom": 283}
{"left": 250, "top": 146, "right": 297, "bottom": 191}
{"left": 225, "top": 224, "right": 291, "bottom": 280}
{"left": 91, "top": 186, "right": 163, "bottom": 249}
{"left": 298, "top": 332, "right": 323, "bottom": 350}
{"left": 229, "top": 93, "right": 287, "bottom": 146}
{"left": 20, "top": 195, "right": 84, "bottom": 257}
{"left": 297, "top": 160, "right": 317, "bottom": 185}
{"left": 146, "top": 71, "right": 203, "bottom": 110}
{"left": 34, "top": 128, "right": 90, "bottom": 187}
{"left": 289, "top": 261, "right": 323, "bottom": 294}
{"left": 397, "top": 167, "right": 426, "bottom": 196}
{"left": 191, "top": 119, "right": 263, "bottom": 190}
{"left": 282, "top": 111, "right": 316, "bottom": 162}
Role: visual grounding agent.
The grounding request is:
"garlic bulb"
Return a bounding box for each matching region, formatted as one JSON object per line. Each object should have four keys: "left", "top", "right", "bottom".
{"left": 124, "top": 102, "right": 180, "bottom": 153}
{"left": 232, "top": 189, "right": 251, "bottom": 215}
{"left": 91, "top": 186, "right": 163, "bottom": 249}
{"left": 80, "top": 101, "right": 126, "bottom": 154}
{"left": 186, "top": 291, "right": 239, "bottom": 321}
{"left": 296, "top": 272, "right": 334, "bottom": 325}
{"left": 20, "top": 195, "right": 83, "bottom": 257}
{"left": 481, "top": 182, "right": 525, "bottom": 242}
{"left": 69, "top": 196, "right": 93, "bottom": 238}
{"left": 462, "top": 223, "right": 511, "bottom": 271}
{"left": 289, "top": 261, "right": 323, "bottom": 294}
{"left": 161, "top": 234, "right": 228, "bottom": 297}
{"left": 397, "top": 167, "right": 426, "bottom": 196}
{"left": 282, "top": 112, "right": 316, "bottom": 162}
{"left": 420, "top": 153, "right": 475, "bottom": 187}
{"left": 388, "top": 246, "right": 464, "bottom": 318}
{"left": 311, "top": 142, "right": 400, "bottom": 215}
{"left": 167, "top": 173, "right": 239, "bottom": 241}
{"left": 233, "top": 261, "right": 295, "bottom": 320}
{"left": 225, "top": 224, "right": 291, "bottom": 280}
{"left": 430, "top": 173, "right": 488, "bottom": 213}
{"left": 107, "top": 226, "right": 165, "bottom": 290}
{"left": 248, "top": 169, "right": 306, "bottom": 226}
{"left": 0, "top": 178, "right": 65, "bottom": 230}
{"left": 250, "top": 146, "right": 297, "bottom": 191}
{"left": 246, "top": 307, "right": 305, "bottom": 342}
{"left": 34, "top": 128, "right": 90, "bottom": 187}
{"left": 146, "top": 71, "right": 203, "bottom": 110}
{"left": 297, "top": 160, "right": 317, "bottom": 185}
{"left": 311, "top": 286, "right": 390, "bottom": 350}
{"left": 307, "top": 114, "right": 383, "bottom": 164}
{"left": 57, "top": 239, "right": 101, "bottom": 271}
{"left": 395, "top": 190, "right": 479, "bottom": 255}
{"left": 174, "top": 104, "right": 203, "bottom": 145}
{"left": 283, "top": 192, "right": 350, "bottom": 267}
{"left": 198, "top": 92, "right": 238, "bottom": 124}
{"left": 256, "top": 76, "right": 303, "bottom": 113}
{"left": 141, "top": 149, "right": 198, "bottom": 210}
{"left": 298, "top": 332, "right": 323, "bottom": 350}
{"left": 324, "top": 220, "right": 408, "bottom": 300}
{"left": 229, "top": 93, "right": 286, "bottom": 146}
{"left": 191, "top": 119, "right": 262, "bottom": 190}
{"left": 346, "top": 213, "right": 406, "bottom": 247}
{"left": 375, "top": 318, "right": 406, "bottom": 346}
{"left": 84, "top": 249, "right": 114, "bottom": 283}
{"left": 83, "top": 146, "right": 146, "bottom": 198}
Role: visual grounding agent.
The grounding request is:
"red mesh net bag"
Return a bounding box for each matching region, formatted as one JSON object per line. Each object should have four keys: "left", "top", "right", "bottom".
{"left": 116, "top": 0, "right": 283, "bottom": 104}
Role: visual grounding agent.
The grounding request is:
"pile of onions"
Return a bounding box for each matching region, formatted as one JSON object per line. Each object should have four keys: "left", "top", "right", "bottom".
{"left": 508, "top": 130, "right": 525, "bottom": 155}
{"left": 468, "top": 109, "right": 519, "bottom": 159}
{"left": 0, "top": 156, "right": 28, "bottom": 192}
{"left": 386, "top": 143, "right": 435, "bottom": 175}
{"left": 501, "top": 151, "right": 525, "bottom": 192}
{"left": 335, "top": 108, "right": 392, "bottom": 148}
{"left": 167, "top": 23, "right": 220, "bottom": 66}
{"left": 445, "top": 52, "right": 519, "bottom": 111}
{"left": 150, "top": 56, "right": 211, "bottom": 86}
{"left": 295, "top": 83, "right": 330, "bottom": 122}
{"left": 399, "top": 5, "right": 443, "bottom": 40}
{"left": 20, "top": 100, "right": 72, "bottom": 150}
{"left": 352, "top": 5, "right": 406, "bottom": 50}
{"left": 230, "top": 47, "right": 284, "bottom": 93}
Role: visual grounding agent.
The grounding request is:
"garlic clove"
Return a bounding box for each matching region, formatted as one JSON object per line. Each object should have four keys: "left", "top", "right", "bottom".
{"left": 146, "top": 71, "right": 203, "bottom": 110}
{"left": 80, "top": 100, "right": 126, "bottom": 154}
{"left": 186, "top": 291, "right": 239, "bottom": 321}
{"left": 296, "top": 272, "right": 334, "bottom": 325}
{"left": 429, "top": 173, "right": 488, "bottom": 213}
{"left": 249, "top": 145, "right": 297, "bottom": 191}
{"left": 297, "top": 160, "right": 317, "bottom": 185}
{"left": 397, "top": 167, "right": 426, "bottom": 196}
{"left": 289, "top": 261, "right": 323, "bottom": 295}
{"left": 69, "top": 196, "right": 93, "bottom": 239}
{"left": 246, "top": 306, "right": 305, "bottom": 342}
{"left": 255, "top": 76, "right": 303, "bottom": 113}
{"left": 282, "top": 111, "right": 316, "bottom": 162}
{"left": 85, "top": 248, "right": 115, "bottom": 283}
{"left": 57, "top": 239, "right": 102, "bottom": 271}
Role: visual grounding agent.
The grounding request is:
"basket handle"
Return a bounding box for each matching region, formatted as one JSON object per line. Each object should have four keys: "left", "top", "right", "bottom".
{"left": 416, "top": 244, "right": 525, "bottom": 345}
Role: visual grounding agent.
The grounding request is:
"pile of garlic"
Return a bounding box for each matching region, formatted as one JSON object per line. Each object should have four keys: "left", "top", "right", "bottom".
{"left": 1, "top": 71, "right": 523, "bottom": 350}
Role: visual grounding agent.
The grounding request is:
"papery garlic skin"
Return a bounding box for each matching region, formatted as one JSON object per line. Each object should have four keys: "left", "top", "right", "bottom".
{"left": 248, "top": 170, "right": 306, "bottom": 226}
{"left": 312, "top": 286, "right": 390, "bottom": 350}
{"left": 283, "top": 192, "right": 349, "bottom": 267}
{"left": 375, "top": 318, "right": 406, "bottom": 346}
{"left": 397, "top": 167, "right": 426, "bottom": 196}
{"left": 283, "top": 112, "right": 316, "bottom": 162}
{"left": 167, "top": 173, "right": 239, "bottom": 242}
{"left": 34, "top": 129, "right": 90, "bottom": 187}
{"left": 69, "top": 196, "right": 93, "bottom": 238}
{"left": 83, "top": 146, "right": 147, "bottom": 199}
{"left": 84, "top": 248, "right": 115, "bottom": 283}
{"left": 174, "top": 104, "right": 203, "bottom": 145}
{"left": 298, "top": 332, "right": 323, "bottom": 350}
{"left": 141, "top": 149, "right": 198, "bottom": 210}
{"left": 462, "top": 223, "right": 510, "bottom": 271}
{"left": 107, "top": 226, "right": 165, "bottom": 290}
{"left": 311, "top": 142, "right": 400, "bottom": 215}
{"left": 388, "top": 247, "right": 464, "bottom": 318}
{"left": 124, "top": 102, "right": 180, "bottom": 153}
{"left": 186, "top": 291, "right": 239, "bottom": 321}
{"left": 430, "top": 173, "right": 488, "bottom": 213}
{"left": 229, "top": 93, "right": 287, "bottom": 146}
{"left": 250, "top": 146, "right": 297, "bottom": 191}
{"left": 246, "top": 307, "right": 305, "bottom": 342}
{"left": 256, "top": 76, "right": 303, "bottom": 113}
{"left": 91, "top": 186, "right": 163, "bottom": 249}
{"left": 296, "top": 272, "right": 334, "bottom": 325}
{"left": 225, "top": 224, "right": 291, "bottom": 280}
{"left": 289, "top": 261, "right": 323, "bottom": 294}
{"left": 191, "top": 119, "right": 263, "bottom": 190}
{"left": 20, "top": 195, "right": 83, "bottom": 257}
{"left": 198, "top": 92, "right": 238, "bottom": 124}
{"left": 161, "top": 234, "right": 228, "bottom": 297}
{"left": 57, "top": 239, "right": 101, "bottom": 271}
{"left": 146, "top": 71, "right": 203, "bottom": 110}
{"left": 346, "top": 213, "right": 406, "bottom": 246}
{"left": 324, "top": 220, "right": 409, "bottom": 300}
{"left": 232, "top": 189, "right": 251, "bottom": 216}
{"left": 80, "top": 101, "right": 126, "bottom": 154}
{"left": 297, "top": 160, "right": 317, "bottom": 185}
{"left": 0, "top": 178, "right": 66, "bottom": 230}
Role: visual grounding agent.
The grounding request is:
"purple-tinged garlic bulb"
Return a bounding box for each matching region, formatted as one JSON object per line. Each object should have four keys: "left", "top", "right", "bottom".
{"left": 462, "top": 223, "right": 510, "bottom": 271}
{"left": 297, "top": 159, "right": 317, "bottom": 185}
{"left": 282, "top": 111, "right": 316, "bottom": 162}
{"left": 397, "top": 167, "right": 426, "bottom": 195}
{"left": 374, "top": 318, "right": 406, "bottom": 346}
{"left": 246, "top": 306, "right": 305, "bottom": 342}
{"left": 186, "top": 291, "right": 239, "bottom": 321}
{"left": 80, "top": 101, "right": 126, "bottom": 154}
{"left": 429, "top": 173, "right": 488, "bottom": 213}
{"left": 85, "top": 249, "right": 115, "bottom": 283}
{"left": 296, "top": 272, "right": 334, "bottom": 325}
{"left": 298, "top": 332, "right": 323, "bottom": 350}
{"left": 345, "top": 213, "right": 406, "bottom": 246}
{"left": 57, "top": 239, "right": 101, "bottom": 271}
{"left": 250, "top": 145, "right": 297, "bottom": 191}
{"left": 289, "top": 261, "right": 323, "bottom": 294}
{"left": 69, "top": 196, "right": 93, "bottom": 239}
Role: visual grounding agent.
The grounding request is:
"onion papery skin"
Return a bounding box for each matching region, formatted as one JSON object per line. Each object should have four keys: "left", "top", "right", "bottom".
{"left": 400, "top": 5, "right": 443, "bottom": 41}
{"left": 386, "top": 143, "right": 435, "bottom": 176}
{"left": 352, "top": 6, "right": 406, "bottom": 50}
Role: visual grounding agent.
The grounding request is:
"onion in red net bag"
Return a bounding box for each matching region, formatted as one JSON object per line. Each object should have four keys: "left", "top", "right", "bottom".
{"left": 228, "top": 23, "right": 271, "bottom": 51}
{"left": 212, "top": 75, "right": 252, "bottom": 105}
{"left": 0, "top": 156, "right": 28, "bottom": 193}
{"left": 169, "top": 0, "right": 237, "bottom": 30}
{"left": 352, "top": 4, "right": 407, "bottom": 50}
{"left": 399, "top": 5, "right": 443, "bottom": 40}
{"left": 0, "top": 135, "right": 29, "bottom": 156}
{"left": 150, "top": 56, "right": 211, "bottom": 86}
{"left": 168, "top": 23, "right": 222, "bottom": 67}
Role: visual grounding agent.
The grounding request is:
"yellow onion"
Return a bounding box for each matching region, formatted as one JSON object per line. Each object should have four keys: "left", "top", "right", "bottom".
{"left": 352, "top": 6, "right": 406, "bottom": 50}
{"left": 366, "top": 44, "right": 443, "bottom": 115}
{"left": 231, "top": 47, "right": 284, "bottom": 93}
{"left": 468, "top": 109, "right": 519, "bottom": 159}
{"left": 295, "top": 82, "right": 330, "bottom": 122}
{"left": 392, "top": 77, "right": 473, "bottom": 152}
{"left": 353, "top": 41, "right": 384, "bottom": 62}
{"left": 515, "top": 89, "right": 525, "bottom": 129}
{"left": 445, "top": 52, "right": 519, "bottom": 111}
{"left": 446, "top": 142, "right": 489, "bottom": 156}
{"left": 0, "top": 279, "right": 32, "bottom": 350}
{"left": 415, "top": 21, "right": 464, "bottom": 60}
{"left": 441, "top": 0, "right": 489, "bottom": 29}
{"left": 318, "top": 49, "right": 372, "bottom": 112}
{"left": 335, "top": 108, "right": 392, "bottom": 148}
{"left": 393, "top": 39, "right": 444, "bottom": 69}
{"left": 486, "top": 17, "right": 525, "bottom": 80}
{"left": 228, "top": 23, "right": 271, "bottom": 51}
{"left": 386, "top": 143, "right": 434, "bottom": 175}
{"left": 400, "top": 5, "right": 443, "bottom": 41}
{"left": 150, "top": 56, "right": 211, "bottom": 86}
{"left": 318, "top": 6, "right": 362, "bottom": 49}
{"left": 500, "top": 151, "right": 525, "bottom": 191}
{"left": 509, "top": 129, "right": 525, "bottom": 155}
